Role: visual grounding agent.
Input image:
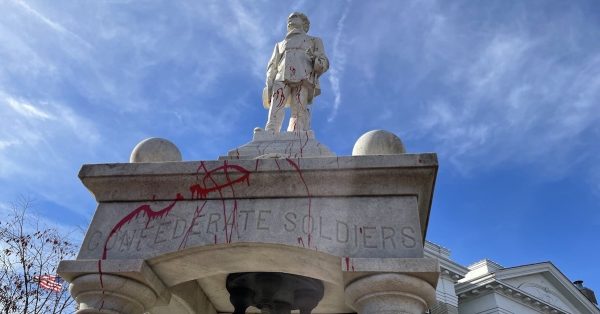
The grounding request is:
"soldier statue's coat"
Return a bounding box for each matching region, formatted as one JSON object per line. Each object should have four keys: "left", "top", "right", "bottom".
{"left": 263, "top": 29, "right": 329, "bottom": 108}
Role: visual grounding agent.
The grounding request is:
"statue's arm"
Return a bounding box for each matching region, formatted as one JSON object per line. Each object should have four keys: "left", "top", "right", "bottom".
{"left": 312, "top": 38, "right": 329, "bottom": 75}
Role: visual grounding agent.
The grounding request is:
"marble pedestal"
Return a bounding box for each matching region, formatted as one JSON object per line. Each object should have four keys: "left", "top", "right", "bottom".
{"left": 220, "top": 130, "right": 334, "bottom": 160}
{"left": 59, "top": 135, "right": 439, "bottom": 313}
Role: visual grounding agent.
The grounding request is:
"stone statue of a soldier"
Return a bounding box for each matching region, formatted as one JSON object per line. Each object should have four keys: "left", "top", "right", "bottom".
{"left": 262, "top": 12, "right": 329, "bottom": 132}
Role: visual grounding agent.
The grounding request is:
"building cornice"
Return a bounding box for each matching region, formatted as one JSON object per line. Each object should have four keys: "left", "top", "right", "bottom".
{"left": 497, "top": 262, "right": 600, "bottom": 313}
{"left": 424, "top": 242, "right": 469, "bottom": 281}
{"left": 456, "top": 262, "right": 600, "bottom": 314}
{"left": 457, "top": 280, "right": 569, "bottom": 314}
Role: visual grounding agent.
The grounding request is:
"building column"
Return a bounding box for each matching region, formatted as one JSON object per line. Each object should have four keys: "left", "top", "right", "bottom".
{"left": 69, "top": 273, "right": 158, "bottom": 314}
{"left": 345, "top": 273, "right": 437, "bottom": 314}
{"left": 429, "top": 269, "right": 460, "bottom": 314}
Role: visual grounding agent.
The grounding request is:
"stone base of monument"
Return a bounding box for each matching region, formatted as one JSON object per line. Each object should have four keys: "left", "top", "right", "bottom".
{"left": 219, "top": 129, "right": 335, "bottom": 160}
{"left": 59, "top": 130, "right": 439, "bottom": 314}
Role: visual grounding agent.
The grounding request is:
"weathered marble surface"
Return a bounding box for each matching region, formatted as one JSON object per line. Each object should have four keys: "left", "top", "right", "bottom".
{"left": 353, "top": 130, "right": 406, "bottom": 156}
{"left": 130, "top": 137, "right": 182, "bottom": 163}
{"left": 80, "top": 154, "right": 437, "bottom": 253}
{"left": 79, "top": 196, "right": 421, "bottom": 260}
{"left": 60, "top": 152, "right": 439, "bottom": 313}
{"left": 221, "top": 129, "right": 334, "bottom": 160}
{"left": 345, "top": 273, "right": 437, "bottom": 314}
{"left": 263, "top": 12, "right": 329, "bottom": 132}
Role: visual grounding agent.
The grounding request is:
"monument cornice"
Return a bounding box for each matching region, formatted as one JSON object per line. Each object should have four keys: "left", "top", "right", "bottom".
{"left": 78, "top": 153, "right": 437, "bottom": 242}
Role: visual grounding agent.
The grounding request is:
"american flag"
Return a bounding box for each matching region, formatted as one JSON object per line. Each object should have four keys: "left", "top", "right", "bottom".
{"left": 33, "top": 275, "right": 63, "bottom": 292}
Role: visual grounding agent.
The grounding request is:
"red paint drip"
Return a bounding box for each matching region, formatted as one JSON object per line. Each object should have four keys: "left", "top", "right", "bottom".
{"left": 191, "top": 161, "right": 249, "bottom": 244}
{"left": 275, "top": 88, "right": 286, "bottom": 108}
{"left": 97, "top": 260, "right": 104, "bottom": 288}
{"left": 178, "top": 201, "right": 208, "bottom": 250}
{"left": 299, "top": 130, "right": 310, "bottom": 157}
{"left": 223, "top": 160, "right": 240, "bottom": 243}
{"left": 296, "top": 85, "right": 303, "bottom": 109}
{"left": 98, "top": 159, "right": 253, "bottom": 310}
{"left": 345, "top": 257, "right": 350, "bottom": 271}
{"left": 181, "top": 162, "right": 251, "bottom": 249}
{"left": 285, "top": 158, "right": 312, "bottom": 247}
{"left": 102, "top": 193, "right": 184, "bottom": 259}
{"left": 293, "top": 86, "right": 303, "bottom": 134}
{"left": 97, "top": 259, "right": 105, "bottom": 310}
{"left": 102, "top": 161, "right": 252, "bottom": 259}
{"left": 198, "top": 161, "right": 230, "bottom": 243}
{"left": 189, "top": 161, "right": 250, "bottom": 199}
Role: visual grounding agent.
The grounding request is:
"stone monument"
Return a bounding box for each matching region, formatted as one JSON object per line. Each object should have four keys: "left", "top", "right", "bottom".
{"left": 59, "top": 12, "right": 439, "bottom": 314}
{"left": 262, "top": 12, "right": 328, "bottom": 133}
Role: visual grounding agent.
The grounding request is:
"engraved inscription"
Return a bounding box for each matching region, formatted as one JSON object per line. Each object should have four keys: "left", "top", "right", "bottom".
{"left": 82, "top": 196, "right": 422, "bottom": 259}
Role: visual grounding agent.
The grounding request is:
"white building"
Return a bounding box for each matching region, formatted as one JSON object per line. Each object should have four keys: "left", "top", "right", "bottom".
{"left": 425, "top": 242, "right": 599, "bottom": 314}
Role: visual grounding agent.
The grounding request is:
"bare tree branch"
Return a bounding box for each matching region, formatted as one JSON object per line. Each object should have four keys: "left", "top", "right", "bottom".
{"left": 0, "top": 197, "right": 77, "bottom": 313}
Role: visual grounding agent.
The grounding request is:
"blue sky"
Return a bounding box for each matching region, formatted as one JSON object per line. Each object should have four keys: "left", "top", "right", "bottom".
{"left": 1, "top": 0, "right": 599, "bottom": 290}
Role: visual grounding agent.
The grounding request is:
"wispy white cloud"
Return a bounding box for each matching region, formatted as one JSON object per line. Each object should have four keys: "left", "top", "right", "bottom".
{"left": 227, "top": 2, "right": 271, "bottom": 78}
{"left": 12, "top": 0, "right": 66, "bottom": 33}
{"left": 1, "top": 93, "right": 100, "bottom": 146}
{"left": 6, "top": 97, "right": 54, "bottom": 120}
{"left": 0, "top": 1, "right": 599, "bottom": 252}
{"left": 415, "top": 15, "right": 600, "bottom": 177}
{"left": 327, "top": 0, "right": 351, "bottom": 122}
{"left": 10, "top": 0, "right": 92, "bottom": 48}
{"left": 324, "top": 0, "right": 600, "bottom": 184}
{"left": 0, "top": 92, "right": 101, "bottom": 218}
{"left": 0, "top": 139, "right": 19, "bottom": 151}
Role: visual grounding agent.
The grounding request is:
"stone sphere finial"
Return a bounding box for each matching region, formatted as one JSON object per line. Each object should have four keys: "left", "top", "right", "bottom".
{"left": 130, "top": 137, "right": 182, "bottom": 163}
{"left": 352, "top": 130, "right": 406, "bottom": 156}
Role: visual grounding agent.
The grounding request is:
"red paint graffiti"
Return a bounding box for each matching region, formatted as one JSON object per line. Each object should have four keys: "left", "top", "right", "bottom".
{"left": 286, "top": 158, "right": 312, "bottom": 247}
{"left": 102, "top": 193, "right": 184, "bottom": 259}
{"left": 98, "top": 156, "right": 320, "bottom": 307}
{"left": 97, "top": 260, "right": 105, "bottom": 309}
{"left": 189, "top": 161, "right": 250, "bottom": 244}
{"left": 178, "top": 201, "right": 208, "bottom": 250}
{"left": 274, "top": 88, "right": 286, "bottom": 108}
{"left": 345, "top": 256, "right": 350, "bottom": 271}
{"left": 344, "top": 256, "right": 355, "bottom": 272}
{"left": 189, "top": 161, "right": 250, "bottom": 199}
{"left": 299, "top": 131, "right": 310, "bottom": 157}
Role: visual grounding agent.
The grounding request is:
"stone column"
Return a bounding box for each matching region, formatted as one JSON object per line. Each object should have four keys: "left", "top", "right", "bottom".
{"left": 69, "top": 274, "right": 158, "bottom": 314}
{"left": 345, "top": 273, "right": 437, "bottom": 314}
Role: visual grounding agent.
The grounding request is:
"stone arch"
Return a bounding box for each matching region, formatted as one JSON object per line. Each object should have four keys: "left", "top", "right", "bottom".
{"left": 146, "top": 242, "right": 344, "bottom": 313}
